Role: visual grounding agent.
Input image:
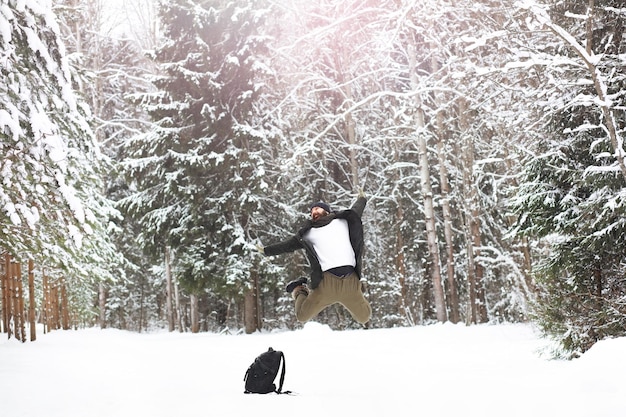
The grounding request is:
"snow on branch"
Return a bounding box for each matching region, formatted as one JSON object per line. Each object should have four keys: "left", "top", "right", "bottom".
{"left": 517, "top": 0, "right": 626, "bottom": 181}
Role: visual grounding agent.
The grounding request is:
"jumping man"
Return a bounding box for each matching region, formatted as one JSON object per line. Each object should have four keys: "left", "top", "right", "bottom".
{"left": 258, "top": 189, "right": 372, "bottom": 324}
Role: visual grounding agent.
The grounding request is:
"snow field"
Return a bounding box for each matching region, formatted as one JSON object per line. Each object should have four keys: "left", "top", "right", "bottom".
{"left": 1, "top": 322, "right": 624, "bottom": 417}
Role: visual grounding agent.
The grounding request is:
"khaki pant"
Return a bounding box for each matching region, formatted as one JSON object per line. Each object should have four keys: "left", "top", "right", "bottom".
{"left": 294, "top": 272, "right": 372, "bottom": 324}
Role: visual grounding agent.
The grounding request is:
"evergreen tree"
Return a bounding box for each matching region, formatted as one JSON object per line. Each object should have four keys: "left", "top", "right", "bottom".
{"left": 512, "top": 0, "right": 626, "bottom": 356}
{"left": 0, "top": 0, "right": 119, "bottom": 321}
{"left": 121, "top": 0, "right": 274, "bottom": 332}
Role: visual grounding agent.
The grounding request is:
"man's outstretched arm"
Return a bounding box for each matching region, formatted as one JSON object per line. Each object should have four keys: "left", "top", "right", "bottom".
{"left": 259, "top": 235, "right": 303, "bottom": 256}
{"left": 350, "top": 188, "right": 367, "bottom": 217}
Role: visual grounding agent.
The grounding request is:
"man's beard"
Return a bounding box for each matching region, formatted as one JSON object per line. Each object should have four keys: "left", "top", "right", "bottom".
{"left": 312, "top": 211, "right": 326, "bottom": 222}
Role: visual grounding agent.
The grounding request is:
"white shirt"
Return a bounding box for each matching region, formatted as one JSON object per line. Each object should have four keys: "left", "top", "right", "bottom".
{"left": 304, "top": 218, "right": 356, "bottom": 271}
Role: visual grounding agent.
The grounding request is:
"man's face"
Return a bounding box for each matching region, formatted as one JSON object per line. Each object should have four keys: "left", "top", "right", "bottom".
{"left": 311, "top": 206, "right": 328, "bottom": 222}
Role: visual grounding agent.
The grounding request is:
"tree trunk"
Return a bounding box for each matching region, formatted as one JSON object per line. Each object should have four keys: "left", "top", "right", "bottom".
{"left": 409, "top": 45, "right": 447, "bottom": 323}
{"left": 15, "top": 262, "right": 25, "bottom": 341}
{"left": 458, "top": 99, "right": 488, "bottom": 324}
{"left": 98, "top": 282, "right": 106, "bottom": 329}
{"left": 50, "top": 285, "right": 59, "bottom": 330}
{"left": 6, "top": 257, "right": 14, "bottom": 339}
{"left": 464, "top": 222, "right": 478, "bottom": 325}
{"left": 418, "top": 114, "right": 447, "bottom": 322}
{"left": 255, "top": 271, "right": 262, "bottom": 331}
{"left": 42, "top": 270, "right": 50, "bottom": 334}
{"left": 344, "top": 83, "right": 359, "bottom": 188}
{"left": 174, "top": 279, "right": 183, "bottom": 332}
{"left": 60, "top": 279, "right": 70, "bottom": 330}
{"left": 593, "top": 265, "right": 603, "bottom": 298}
{"left": 470, "top": 207, "right": 488, "bottom": 323}
{"left": 395, "top": 201, "right": 414, "bottom": 326}
{"left": 28, "top": 260, "right": 36, "bottom": 341}
{"left": 190, "top": 294, "right": 199, "bottom": 333}
{"left": 438, "top": 145, "right": 460, "bottom": 323}
{"left": 1, "top": 253, "right": 8, "bottom": 334}
{"left": 139, "top": 281, "right": 145, "bottom": 333}
{"left": 244, "top": 287, "right": 258, "bottom": 334}
{"left": 165, "top": 246, "right": 175, "bottom": 332}
{"left": 430, "top": 49, "right": 460, "bottom": 323}
{"left": 245, "top": 268, "right": 263, "bottom": 333}
{"left": 392, "top": 142, "right": 414, "bottom": 325}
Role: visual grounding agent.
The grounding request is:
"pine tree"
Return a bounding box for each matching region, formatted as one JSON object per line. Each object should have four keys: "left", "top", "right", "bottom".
{"left": 512, "top": 0, "right": 626, "bottom": 356}
{"left": 1, "top": 0, "right": 119, "bottom": 323}
{"left": 121, "top": 0, "right": 274, "bottom": 332}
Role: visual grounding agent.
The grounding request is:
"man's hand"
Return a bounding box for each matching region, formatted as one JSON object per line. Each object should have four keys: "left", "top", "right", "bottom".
{"left": 256, "top": 244, "right": 265, "bottom": 255}
{"left": 358, "top": 187, "right": 366, "bottom": 198}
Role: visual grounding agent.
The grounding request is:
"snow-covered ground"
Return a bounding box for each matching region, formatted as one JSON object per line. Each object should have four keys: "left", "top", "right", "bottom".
{"left": 1, "top": 322, "right": 624, "bottom": 417}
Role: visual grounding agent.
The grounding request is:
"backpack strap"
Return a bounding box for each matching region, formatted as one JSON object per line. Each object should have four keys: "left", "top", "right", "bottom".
{"left": 276, "top": 351, "right": 285, "bottom": 393}
{"left": 276, "top": 351, "right": 292, "bottom": 394}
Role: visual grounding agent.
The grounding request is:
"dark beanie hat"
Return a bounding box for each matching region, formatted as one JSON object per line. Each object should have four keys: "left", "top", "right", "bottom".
{"left": 310, "top": 201, "right": 331, "bottom": 213}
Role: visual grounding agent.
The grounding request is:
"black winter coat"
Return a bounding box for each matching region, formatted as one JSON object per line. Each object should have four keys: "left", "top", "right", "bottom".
{"left": 264, "top": 197, "right": 367, "bottom": 289}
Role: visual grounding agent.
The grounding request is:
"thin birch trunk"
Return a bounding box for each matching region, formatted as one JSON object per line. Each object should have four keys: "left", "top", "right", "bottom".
{"left": 344, "top": 89, "right": 359, "bottom": 187}
{"left": 409, "top": 45, "right": 447, "bottom": 323}
{"left": 430, "top": 47, "right": 460, "bottom": 323}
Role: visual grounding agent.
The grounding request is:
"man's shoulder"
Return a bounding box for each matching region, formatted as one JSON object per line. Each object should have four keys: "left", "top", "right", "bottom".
{"left": 335, "top": 208, "right": 359, "bottom": 219}
{"left": 297, "top": 219, "right": 314, "bottom": 234}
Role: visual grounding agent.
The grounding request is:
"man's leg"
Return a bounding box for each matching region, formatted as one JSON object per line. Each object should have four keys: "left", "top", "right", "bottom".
{"left": 338, "top": 273, "right": 372, "bottom": 324}
{"left": 294, "top": 274, "right": 339, "bottom": 322}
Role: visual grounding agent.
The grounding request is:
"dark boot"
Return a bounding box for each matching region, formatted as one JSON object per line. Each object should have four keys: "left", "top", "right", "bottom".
{"left": 285, "top": 277, "right": 308, "bottom": 293}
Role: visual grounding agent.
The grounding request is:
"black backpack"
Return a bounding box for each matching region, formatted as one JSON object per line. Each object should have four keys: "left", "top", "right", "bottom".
{"left": 243, "top": 347, "right": 288, "bottom": 394}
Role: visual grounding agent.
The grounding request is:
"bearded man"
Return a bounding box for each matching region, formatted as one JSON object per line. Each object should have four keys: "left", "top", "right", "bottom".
{"left": 258, "top": 189, "right": 371, "bottom": 325}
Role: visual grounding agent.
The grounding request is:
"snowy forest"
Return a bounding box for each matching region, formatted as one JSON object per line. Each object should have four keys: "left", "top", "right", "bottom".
{"left": 0, "top": 0, "right": 624, "bottom": 358}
